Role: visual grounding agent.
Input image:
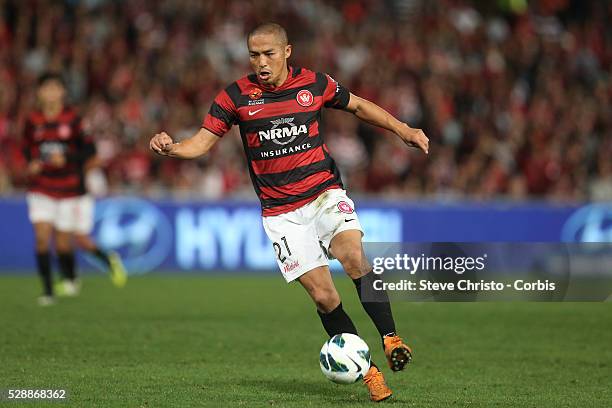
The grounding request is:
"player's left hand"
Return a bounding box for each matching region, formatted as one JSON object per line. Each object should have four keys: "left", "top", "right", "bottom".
{"left": 397, "top": 124, "right": 429, "bottom": 154}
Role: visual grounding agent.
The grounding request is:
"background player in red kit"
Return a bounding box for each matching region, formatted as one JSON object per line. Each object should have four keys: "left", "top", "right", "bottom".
{"left": 23, "top": 73, "right": 126, "bottom": 305}
{"left": 150, "top": 23, "right": 429, "bottom": 402}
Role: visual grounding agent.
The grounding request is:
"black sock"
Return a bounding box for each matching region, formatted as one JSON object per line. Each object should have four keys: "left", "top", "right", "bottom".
{"left": 36, "top": 252, "right": 53, "bottom": 296}
{"left": 317, "top": 303, "right": 358, "bottom": 337}
{"left": 91, "top": 247, "right": 111, "bottom": 267}
{"left": 57, "top": 252, "right": 76, "bottom": 281}
{"left": 353, "top": 271, "right": 396, "bottom": 339}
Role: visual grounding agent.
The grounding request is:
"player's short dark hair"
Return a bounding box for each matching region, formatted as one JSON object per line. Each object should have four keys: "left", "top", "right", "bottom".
{"left": 247, "top": 22, "right": 288, "bottom": 46}
{"left": 37, "top": 72, "right": 65, "bottom": 88}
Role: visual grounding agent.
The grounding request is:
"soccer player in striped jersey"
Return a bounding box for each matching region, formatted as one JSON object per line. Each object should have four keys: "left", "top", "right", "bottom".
{"left": 150, "top": 23, "right": 429, "bottom": 402}
{"left": 23, "top": 73, "right": 126, "bottom": 305}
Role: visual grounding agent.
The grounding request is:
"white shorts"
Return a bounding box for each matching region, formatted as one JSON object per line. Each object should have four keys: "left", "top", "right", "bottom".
{"left": 26, "top": 192, "right": 94, "bottom": 234}
{"left": 262, "top": 188, "right": 363, "bottom": 282}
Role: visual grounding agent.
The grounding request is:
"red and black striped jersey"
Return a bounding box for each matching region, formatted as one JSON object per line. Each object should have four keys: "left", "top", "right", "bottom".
{"left": 22, "top": 107, "right": 95, "bottom": 198}
{"left": 202, "top": 66, "right": 350, "bottom": 216}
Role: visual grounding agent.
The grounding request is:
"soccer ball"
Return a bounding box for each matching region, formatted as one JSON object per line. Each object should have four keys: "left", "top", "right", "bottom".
{"left": 319, "top": 333, "right": 371, "bottom": 384}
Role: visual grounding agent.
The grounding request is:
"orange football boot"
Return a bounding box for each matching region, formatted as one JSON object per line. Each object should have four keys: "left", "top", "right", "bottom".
{"left": 363, "top": 365, "right": 393, "bottom": 402}
{"left": 383, "top": 334, "right": 413, "bottom": 372}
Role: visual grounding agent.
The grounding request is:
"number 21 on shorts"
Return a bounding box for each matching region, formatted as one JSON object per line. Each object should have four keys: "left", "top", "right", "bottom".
{"left": 273, "top": 236, "right": 292, "bottom": 262}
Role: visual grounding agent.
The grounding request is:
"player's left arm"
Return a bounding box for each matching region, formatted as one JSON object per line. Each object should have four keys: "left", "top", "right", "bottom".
{"left": 344, "top": 93, "right": 429, "bottom": 154}
{"left": 61, "top": 116, "right": 96, "bottom": 166}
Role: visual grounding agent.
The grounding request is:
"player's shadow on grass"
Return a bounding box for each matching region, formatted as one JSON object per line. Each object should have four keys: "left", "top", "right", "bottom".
{"left": 242, "top": 378, "right": 407, "bottom": 405}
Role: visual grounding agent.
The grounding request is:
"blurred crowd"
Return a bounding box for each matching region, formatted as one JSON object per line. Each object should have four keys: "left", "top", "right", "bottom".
{"left": 1, "top": 0, "right": 610, "bottom": 202}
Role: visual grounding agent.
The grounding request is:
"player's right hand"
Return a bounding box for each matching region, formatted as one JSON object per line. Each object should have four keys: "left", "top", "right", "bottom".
{"left": 48, "top": 151, "right": 66, "bottom": 167}
{"left": 28, "top": 160, "right": 43, "bottom": 175}
{"left": 150, "top": 132, "right": 174, "bottom": 155}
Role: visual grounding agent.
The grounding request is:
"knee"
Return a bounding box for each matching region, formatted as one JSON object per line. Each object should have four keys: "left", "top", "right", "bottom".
{"left": 34, "top": 231, "right": 51, "bottom": 252}
{"left": 74, "top": 234, "right": 89, "bottom": 250}
{"left": 34, "top": 236, "right": 51, "bottom": 252}
{"left": 55, "top": 234, "right": 72, "bottom": 253}
{"left": 311, "top": 286, "right": 340, "bottom": 313}
{"left": 55, "top": 242, "right": 72, "bottom": 253}
{"left": 337, "top": 247, "right": 368, "bottom": 278}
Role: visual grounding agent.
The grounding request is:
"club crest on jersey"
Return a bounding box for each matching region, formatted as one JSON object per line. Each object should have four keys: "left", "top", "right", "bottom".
{"left": 249, "top": 87, "right": 263, "bottom": 100}
{"left": 58, "top": 124, "right": 72, "bottom": 139}
{"left": 337, "top": 201, "right": 354, "bottom": 214}
{"left": 296, "top": 89, "right": 314, "bottom": 107}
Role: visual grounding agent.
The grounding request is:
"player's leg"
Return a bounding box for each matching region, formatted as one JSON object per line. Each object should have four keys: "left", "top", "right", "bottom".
{"left": 297, "top": 265, "right": 392, "bottom": 402}
{"left": 330, "top": 229, "right": 413, "bottom": 372}
{"left": 296, "top": 192, "right": 390, "bottom": 401}
{"left": 73, "top": 195, "right": 126, "bottom": 287}
{"left": 27, "top": 193, "right": 56, "bottom": 305}
{"left": 262, "top": 209, "right": 358, "bottom": 335}
{"left": 316, "top": 189, "right": 412, "bottom": 372}
{"left": 314, "top": 190, "right": 396, "bottom": 337}
{"left": 54, "top": 228, "right": 80, "bottom": 296}
{"left": 289, "top": 240, "right": 392, "bottom": 402}
{"left": 32, "top": 222, "right": 55, "bottom": 303}
{"left": 55, "top": 229, "right": 75, "bottom": 281}
{"left": 297, "top": 265, "right": 358, "bottom": 336}
{"left": 54, "top": 197, "right": 80, "bottom": 296}
{"left": 74, "top": 233, "right": 127, "bottom": 287}
{"left": 329, "top": 230, "right": 396, "bottom": 333}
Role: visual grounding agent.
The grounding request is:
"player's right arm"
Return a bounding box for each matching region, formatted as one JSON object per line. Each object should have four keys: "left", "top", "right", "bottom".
{"left": 150, "top": 128, "right": 220, "bottom": 159}
{"left": 150, "top": 87, "right": 236, "bottom": 159}
{"left": 23, "top": 117, "right": 43, "bottom": 175}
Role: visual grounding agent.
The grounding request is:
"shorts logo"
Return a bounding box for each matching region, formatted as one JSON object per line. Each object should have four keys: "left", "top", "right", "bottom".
{"left": 58, "top": 124, "right": 72, "bottom": 139}
{"left": 249, "top": 87, "right": 263, "bottom": 100}
{"left": 296, "top": 89, "right": 314, "bottom": 107}
{"left": 284, "top": 260, "right": 300, "bottom": 273}
{"left": 337, "top": 201, "right": 354, "bottom": 214}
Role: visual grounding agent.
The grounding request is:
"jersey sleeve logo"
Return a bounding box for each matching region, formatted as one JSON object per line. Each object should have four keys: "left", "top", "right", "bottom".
{"left": 296, "top": 89, "right": 314, "bottom": 107}
{"left": 327, "top": 74, "right": 340, "bottom": 94}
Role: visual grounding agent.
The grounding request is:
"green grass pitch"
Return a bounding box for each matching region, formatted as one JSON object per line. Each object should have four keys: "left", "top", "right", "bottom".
{"left": 1, "top": 274, "right": 611, "bottom": 407}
